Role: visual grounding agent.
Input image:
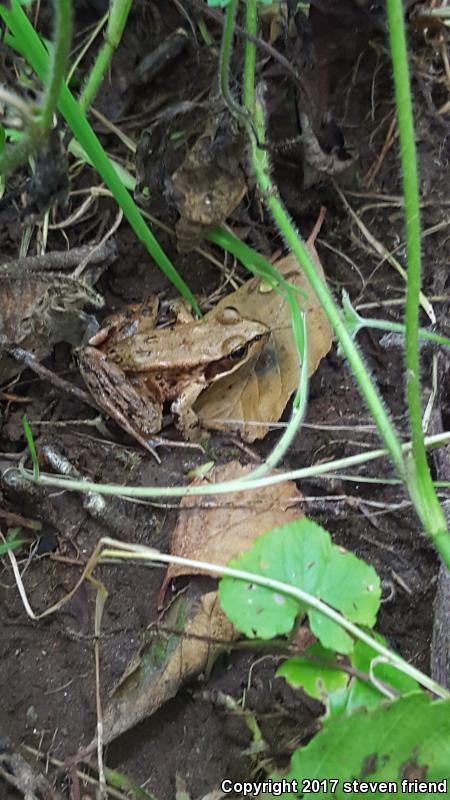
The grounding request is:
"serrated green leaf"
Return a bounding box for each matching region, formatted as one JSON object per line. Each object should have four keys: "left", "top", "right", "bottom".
{"left": 219, "top": 519, "right": 381, "bottom": 653}
{"left": 317, "top": 546, "right": 380, "bottom": 624}
{"left": 308, "top": 546, "right": 381, "bottom": 652}
{"left": 276, "top": 694, "right": 450, "bottom": 798}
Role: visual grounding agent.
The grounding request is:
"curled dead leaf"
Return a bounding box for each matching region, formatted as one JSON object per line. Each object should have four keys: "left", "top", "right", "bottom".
{"left": 97, "top": 462, "right": 304, "bottom": 747}
{"left": 160, "top": 460, "right": 304, "bottom": 604}
{"left": 102, "top": 588, "right": 235, "bottom": 746}
{"left": 171, "top": 112, "right": 246, "bottom": 252}
{"left": 195, "top": 235, "right": 333, "bottom": 441}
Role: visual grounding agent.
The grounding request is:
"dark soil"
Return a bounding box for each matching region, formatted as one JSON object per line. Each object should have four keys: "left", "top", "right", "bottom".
{"left": 1, "top": 2, "right": 449, "bottom": 799}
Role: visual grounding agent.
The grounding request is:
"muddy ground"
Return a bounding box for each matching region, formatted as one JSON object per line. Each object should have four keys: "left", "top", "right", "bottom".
{"left": 1, "top": 2, "right": 449, "bottom": 799}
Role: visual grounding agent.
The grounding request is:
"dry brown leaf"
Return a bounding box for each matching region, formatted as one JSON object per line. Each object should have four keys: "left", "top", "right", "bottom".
{"left": 194, "top": 239, "right": 333, "bottom": 441}
{"left": 171, "top": 113, "right": 246, "bottom": 252}
{"left": 98, "top": 462, "right": 303, "bottom": 746}
{"left": 160, "top": 461, "right": 304, "bottom": 602}
{"left": 101, "top": 588, "right": 234, "bottom": 745}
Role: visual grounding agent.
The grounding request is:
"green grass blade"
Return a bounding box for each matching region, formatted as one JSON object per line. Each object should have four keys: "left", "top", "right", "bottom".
{"left": 0, "top": 528, "right": 25, "bottom": 556}
{"left": 1, "top": 1, "right": 199, "bottom": 313}
{"left": 22, "top": 415, "right": 39, "bottom": 480}
{"left": 386, "top": 0, "right": 449, "bottom": 562}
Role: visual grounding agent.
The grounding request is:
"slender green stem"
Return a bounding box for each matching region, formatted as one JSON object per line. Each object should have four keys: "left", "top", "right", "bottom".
{"left": 97, "top": 539, "right": 449, "bottom": 700}
{"left": 79, "top": 0, "right": 132, "bottom": 112}
{"left": 22, "top": 416, "right": 38, "bottom": 481}
{"left": 386, "top": 0, "right": 448, "bottom": 561}
{"left": 208, "top": 226, "right": 306, "bottom": 297}
{"left": 250, "top": 90, "right": 405, "bottom": 478}
{"left": 364, "top": 318, "right": 450, "bottom": 349}
{"left": 220, "top": 0, "right": 245, "bottom": 120}
{"left": 239, "top": 2, "right": 404, "bottom": 481}
{"left": 387, "top": 0, "right": 426, "bottom": 448}
{"left": 1, "top": 0, "right": 200, "bottom": 314}
{"left": 41, "top": 0, "right": 72, "bottom": 131}
{"left": 19, "top": 432, "right": 450, "bottom": 499}
{"left": 343, "top": 291, "right": 450, "bottom": 348}
{"left": 238, "top": 0, "right": 308, "bottom": 479}
{"left": 12, "top": 530, "right": 449, "bottom": 697}
{"left": 0, "top": 0, "right": 72, "bottom": 179}
{"left": 66, "top": 11, "right": 109, "bottom": 87}
{"left": 250, "top": 305, "right": 309, "bottom": 480}
{"left": 69, "top": 137, "right": 135, "bottom": 189}
{"left": 243, "top": 0, "right": 257, "bottom": 111}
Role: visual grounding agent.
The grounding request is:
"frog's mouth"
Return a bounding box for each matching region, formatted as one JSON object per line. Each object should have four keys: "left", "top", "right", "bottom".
{"left": 205, "top": 335, "right": 266, "bottom": 381}
{"left": 206, "top": 356, "right": 239, "bottom": 381}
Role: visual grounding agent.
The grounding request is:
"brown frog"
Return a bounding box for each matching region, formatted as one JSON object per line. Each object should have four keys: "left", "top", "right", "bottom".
{"left": 79, "top": 299, "right": 269, "bottom": 445}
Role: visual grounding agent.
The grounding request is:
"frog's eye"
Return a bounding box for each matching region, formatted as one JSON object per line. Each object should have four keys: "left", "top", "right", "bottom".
{"left": 218, "top": 306, "right": 242, "bottom": 325}
{"left": 230, "top": 343, "right": 249, "bottom": 360}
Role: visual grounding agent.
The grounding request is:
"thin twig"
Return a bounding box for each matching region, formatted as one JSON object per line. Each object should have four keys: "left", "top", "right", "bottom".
{"left": 0, "top": 239, "right": 117, "bottom": 275}
{"left": 0, "top": 339, "right": 97, "bottom": 406}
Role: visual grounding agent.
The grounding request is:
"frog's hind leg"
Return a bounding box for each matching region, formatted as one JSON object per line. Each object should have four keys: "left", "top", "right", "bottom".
{"left": 79, "top": 347, "right": 162, "bottom": 459}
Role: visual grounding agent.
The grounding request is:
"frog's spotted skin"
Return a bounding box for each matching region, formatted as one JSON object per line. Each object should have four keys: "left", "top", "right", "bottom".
{"left": 79, "top": 300, "right": 269, "bottom": 443}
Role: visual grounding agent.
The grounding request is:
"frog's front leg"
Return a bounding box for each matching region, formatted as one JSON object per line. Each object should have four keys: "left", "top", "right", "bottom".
{"left": 171, "top": 379, "right": 206, "bottom": 440}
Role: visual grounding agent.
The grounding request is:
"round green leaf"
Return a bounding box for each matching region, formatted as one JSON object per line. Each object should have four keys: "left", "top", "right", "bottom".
{"left": 219, "top": 519, "right": 381, "bottom": 652}
{"left": 278, "top": 694, "right": 450, "bottom": 798}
